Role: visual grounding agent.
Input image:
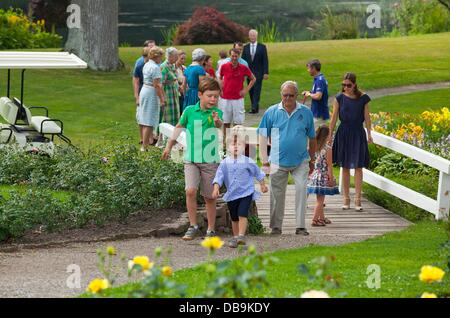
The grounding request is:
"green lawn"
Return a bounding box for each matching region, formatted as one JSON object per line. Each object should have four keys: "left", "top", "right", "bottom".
{"left": 93, "top": 221, "right": 449, "bottom": 298}
{"left": 1, "top": 33, "right": 449, "bottom": 146}
{"left": 0, "top": 185, "right": 71, "bottom": 201}
{"left": 371, "top": 88, "right": 449, "bottom": 114}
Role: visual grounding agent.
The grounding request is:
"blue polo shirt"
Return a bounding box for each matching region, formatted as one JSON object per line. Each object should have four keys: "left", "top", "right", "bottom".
{"left": 311, "top": 73, "right": 329, "bottom": 120}
{"left": 258, "top": 102, "right": 315, "bottom": 167}
{"left": 133, "top": 56, "right": 145, "bottom": 91}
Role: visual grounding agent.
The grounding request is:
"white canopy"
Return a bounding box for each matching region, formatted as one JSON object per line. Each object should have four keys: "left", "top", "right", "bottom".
{"left": 0, "top": 52, "right": 87, "bottom": 69}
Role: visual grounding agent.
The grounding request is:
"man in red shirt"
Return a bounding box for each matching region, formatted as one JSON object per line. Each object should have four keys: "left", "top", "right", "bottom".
{"left": 219, "top": 48, "right": 256, "bottom": 137}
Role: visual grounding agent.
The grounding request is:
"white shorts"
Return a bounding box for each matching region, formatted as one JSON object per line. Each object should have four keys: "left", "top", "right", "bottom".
{"left": 219, "top": 98, "right": 245, "bottom": 125}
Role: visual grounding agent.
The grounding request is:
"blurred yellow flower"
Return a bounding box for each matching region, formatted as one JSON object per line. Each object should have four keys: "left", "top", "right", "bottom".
{"left": 131, "top": 256, "right": 153, "bottom": 271}
{"left": 87, "top": 278, "right": 110, "bottom": 294}
{"left": 106, "top": 246, "right": 116, "bottom": 256}
{"left": 421, "top": 292, "right": 438, "bottom": 298}
{"left": 7, "top": 15, "right": 20, "bottom": 25}
{"left": 201, "top": 236, "right": 224, "bottom": 251}
{"left": 419, "top": 265, "right": 445, "bottom": 283}
{"left": 162, "top": 266, "right": 173, "bottom": 277}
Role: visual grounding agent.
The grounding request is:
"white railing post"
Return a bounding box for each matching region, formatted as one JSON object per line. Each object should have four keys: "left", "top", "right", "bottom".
{"left": 437, "top": 171, "right": 450, "bottom": 220}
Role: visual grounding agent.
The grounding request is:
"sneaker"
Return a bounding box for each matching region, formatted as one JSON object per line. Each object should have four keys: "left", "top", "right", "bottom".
{"left": 237, "top": 235, "right": 246, "bottom": 246}
{"left": 182, "top": 226, "right": 200, "bottom": 241}
{"left": 295, "top": 228, "right": 310, "bottom": 236}
{"left": 228, "top": 237, "right": 238, "bottom": 248}
{"left": 205, "top": 230, "right": 217, "bottom": 238}
{"left": 270, "top": 228, "right": 282, "bottom": 235}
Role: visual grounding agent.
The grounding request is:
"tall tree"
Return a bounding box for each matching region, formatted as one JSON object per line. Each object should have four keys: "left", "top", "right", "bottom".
{"left": 65, "top": 0, "right": 120, "bottom": 71}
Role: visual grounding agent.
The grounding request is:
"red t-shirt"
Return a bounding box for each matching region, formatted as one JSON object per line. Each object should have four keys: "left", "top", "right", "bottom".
{"left": 207, "top": 68, "right": 215, "bottom": 78}
{"left": 220, "top": 62, "right": 253, "bottom": 100}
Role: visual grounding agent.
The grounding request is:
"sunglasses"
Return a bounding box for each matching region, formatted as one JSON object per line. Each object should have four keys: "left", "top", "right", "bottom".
{"left": 342, "top": 83, "right": 353, "bottom": 88}
{"left": 282, "top": 94, "right": 296, "bottom": 98}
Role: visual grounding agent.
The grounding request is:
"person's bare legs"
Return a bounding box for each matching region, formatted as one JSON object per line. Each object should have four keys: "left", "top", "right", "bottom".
{"left": 354, "top": 168, "right": 363, "bottom": 210}
{"left": 232, "top": 221, "right": 239, "bottom": 237}
{"left": 204, "top": 198, "right": 217, "bottom": 232}
{"left": 186, "top": 188, "right": 198, "bottom": 226}
{"left": 238, "top": 217, "right": 248, "bottom": 236}
{"left": 342, "top": 168, "right": 351, "bottom": 209}
{"left": 313, "top": 195, "right": 325, "bottom": 220}
{"left": 142, "top": 126, "right": 154, "bottom": 150}
{"left": 139, "top": 125, "right": 144, "bottom": 144}
{"left": 223, "top": 123, "right": 231, "bottom": 149}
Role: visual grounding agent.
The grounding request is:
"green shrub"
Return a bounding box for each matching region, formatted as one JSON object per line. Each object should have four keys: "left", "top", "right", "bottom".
{"left": 0, "top": 144, "right": 185, "bottom": 241}
{"left": 309, "top": 6, "right": 361, "bottom": 40}
{"left": 392, "top": 0, "right": 450, "bottom": 35}
{"left": 0, "top": 8, "right": 62, "bottom": 49}
{"left": 248, "top": 215, "right": 265, "bottom": 235}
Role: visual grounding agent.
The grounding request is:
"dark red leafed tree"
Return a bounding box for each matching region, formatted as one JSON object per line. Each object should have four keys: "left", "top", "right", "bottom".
{"left": 174, "top": 7, "right": 249, "bottom": 45}
{"left": 28, "top": 0, "right": 70, "bottom": 31}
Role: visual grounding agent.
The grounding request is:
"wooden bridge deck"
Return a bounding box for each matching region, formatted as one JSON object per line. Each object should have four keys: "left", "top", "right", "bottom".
{"left": 257, "top": 185, "right": 412, "bottom": 236}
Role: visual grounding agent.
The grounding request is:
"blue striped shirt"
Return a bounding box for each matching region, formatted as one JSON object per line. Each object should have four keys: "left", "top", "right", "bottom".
{"left": 213, "top": 155, "right": 266, "bottom": 202}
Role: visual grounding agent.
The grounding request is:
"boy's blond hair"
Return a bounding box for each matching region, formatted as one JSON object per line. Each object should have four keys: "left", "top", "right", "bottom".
{"left": 226, "top": 125, "right": 247, "bottom": 145}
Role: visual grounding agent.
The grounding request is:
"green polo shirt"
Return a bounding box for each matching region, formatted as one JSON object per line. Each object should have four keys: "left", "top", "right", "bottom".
{"left": 179, "top": 102, "right": 223, "bottom": 163}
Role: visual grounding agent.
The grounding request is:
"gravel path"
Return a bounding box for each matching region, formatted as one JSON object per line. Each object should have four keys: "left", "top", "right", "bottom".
{"left": 0, "top": 233, "right": 374, "bottom": 298}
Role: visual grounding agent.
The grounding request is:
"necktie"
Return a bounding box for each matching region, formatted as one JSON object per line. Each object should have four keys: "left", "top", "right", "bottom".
{"left": 251, "top": 44, "right": 256, "bottom": 60}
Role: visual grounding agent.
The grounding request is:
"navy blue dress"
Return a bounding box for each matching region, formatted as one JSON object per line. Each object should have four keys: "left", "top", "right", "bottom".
{"left": 332, "top": 93, "right": 371, "bottom": 169}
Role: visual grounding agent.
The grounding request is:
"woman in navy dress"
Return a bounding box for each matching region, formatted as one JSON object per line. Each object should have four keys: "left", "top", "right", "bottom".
{"left": 328, "top": 73, "right": 373, "bottom": 211}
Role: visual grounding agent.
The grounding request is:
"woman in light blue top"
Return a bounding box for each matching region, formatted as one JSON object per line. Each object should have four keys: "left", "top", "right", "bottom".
{"left": 138, "top": 46, "right": 165, "bottom": 151}
{"left": 182, "top": 48, "right": 207, "bottom": 112}
{"left": 212, "top": 126, "right": 268, "bottom": 248}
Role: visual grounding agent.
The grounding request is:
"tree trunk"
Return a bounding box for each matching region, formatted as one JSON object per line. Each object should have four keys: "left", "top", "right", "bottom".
{"left": 65, "top": 0, "right": 120, "bottom": 71}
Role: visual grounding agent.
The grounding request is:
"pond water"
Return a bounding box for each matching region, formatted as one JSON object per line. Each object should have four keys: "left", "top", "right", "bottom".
{"left": 2, "top": 0, "right": 395, "bottom": 46}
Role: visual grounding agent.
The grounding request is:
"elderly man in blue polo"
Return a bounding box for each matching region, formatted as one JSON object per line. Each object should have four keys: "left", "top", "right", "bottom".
{"left": 258, "top": 81, "right": 317, "bottom": 236}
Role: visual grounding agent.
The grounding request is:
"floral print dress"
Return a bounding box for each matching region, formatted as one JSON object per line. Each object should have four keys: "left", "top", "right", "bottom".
{"left": 307, "top": 144, "right": 340, "bottom": 196}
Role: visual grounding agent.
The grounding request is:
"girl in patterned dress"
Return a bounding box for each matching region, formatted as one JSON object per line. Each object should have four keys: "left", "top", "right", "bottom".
{"left": 307, "top": 125, "right": 339, "bottom": 226}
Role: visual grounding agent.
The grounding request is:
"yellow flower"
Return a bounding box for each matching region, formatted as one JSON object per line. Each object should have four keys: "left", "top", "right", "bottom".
{"left": 201, "top": 236, "right": 224, "bottom": 251}
{"left": 421, "top": 292, "right": 438, "bottom": 298}
{"left": 132, "top": 256, "right": 154, "bottom": 271}
{"left": 106, "top": 246, "right": 116, "bottom": 256}
{"left": 419, "top": 265, "right": 445, "bottom": 283}
{"left": 432, "top": 125, "right": 438, "bottom": 132}
{"left": 162, "top": 266, "right": 173, "bottom": 277}
{"left": 7, "top": 15, "right": 20, "bottom": 25}
{"left": 87, "top": 278, "right": 110, "bottom": 294}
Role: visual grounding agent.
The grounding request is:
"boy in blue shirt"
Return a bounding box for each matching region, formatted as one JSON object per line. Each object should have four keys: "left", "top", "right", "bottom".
{"left": 212, "top": 126, "right": 268, "bottom": 248}
{"left": 302, "top": 59, "right": 329, "bottom": 129}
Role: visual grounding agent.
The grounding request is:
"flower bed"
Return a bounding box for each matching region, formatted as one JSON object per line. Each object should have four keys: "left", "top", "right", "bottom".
{"left": 0, "top": 144, "right": 185, "bottom": 241}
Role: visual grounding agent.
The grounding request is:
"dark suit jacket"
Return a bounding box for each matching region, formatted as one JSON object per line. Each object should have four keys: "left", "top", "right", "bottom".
{"left": 242, "top": 43, "right": 269, "bottom": 78}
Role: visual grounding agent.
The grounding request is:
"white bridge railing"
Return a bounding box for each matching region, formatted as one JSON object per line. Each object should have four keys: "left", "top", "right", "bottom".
{"left": 159, "top": 123, "right": 450, "bottom": 220}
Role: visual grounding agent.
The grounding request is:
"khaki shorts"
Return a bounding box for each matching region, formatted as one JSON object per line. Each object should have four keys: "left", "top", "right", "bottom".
{"left": 184, "top": 162, "right": 219, "bottom": 199}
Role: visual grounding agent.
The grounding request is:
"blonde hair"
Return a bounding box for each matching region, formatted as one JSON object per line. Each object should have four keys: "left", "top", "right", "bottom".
{"left": 226, "top": 125, "right": 247, "bottom": 145}
{"left": 148, "top": 46, "right": 164, "bottom": 60}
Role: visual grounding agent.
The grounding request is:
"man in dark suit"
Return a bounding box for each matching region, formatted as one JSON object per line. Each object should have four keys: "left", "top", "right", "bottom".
{"left": 242, "top": 29, "right": 269, "bottom": 114}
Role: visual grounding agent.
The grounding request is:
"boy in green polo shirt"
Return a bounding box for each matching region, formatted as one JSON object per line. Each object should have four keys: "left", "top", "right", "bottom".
{"left": 163, "top": 78, "right": 223, "bottom": 240}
